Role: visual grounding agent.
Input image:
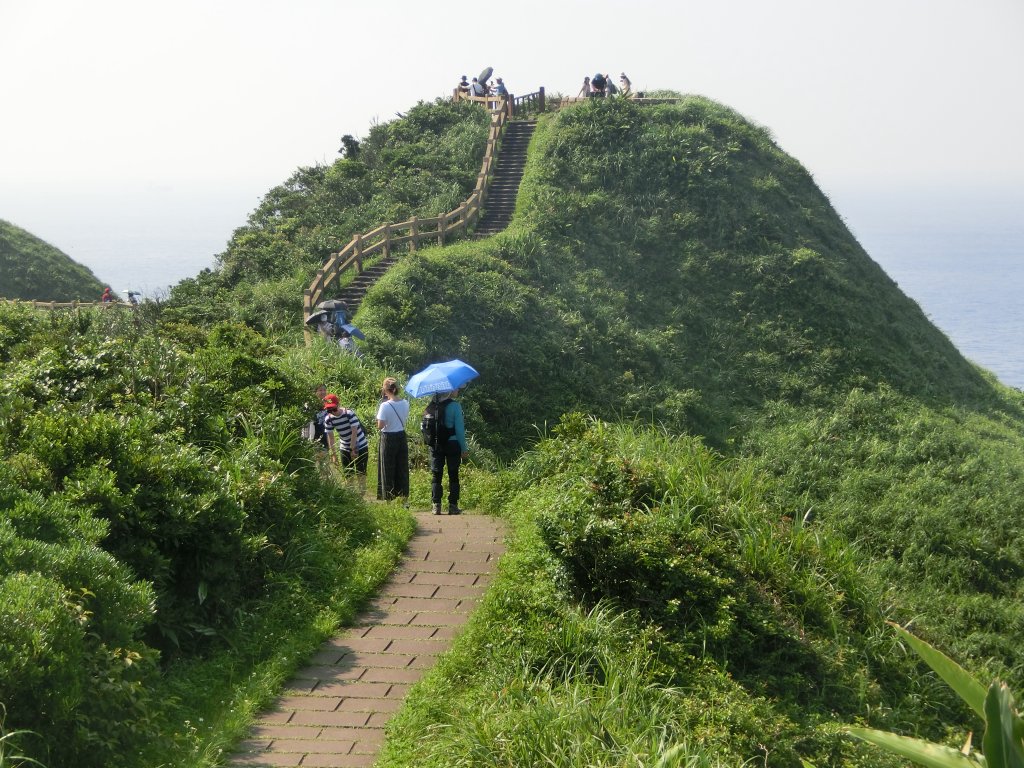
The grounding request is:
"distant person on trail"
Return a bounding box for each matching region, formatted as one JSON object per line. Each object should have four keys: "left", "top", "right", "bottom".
{"left": 429, "top": 388, "right": 469, "bottom": 515}
{"left": 578, "top": 76, "right": 591, "bottom": 98}
{"left": 457, "top": 75, "right": 470, "bottom": 97}
{"left": 100, "top": 286, "right": 113, "bottom": 304}
{"left": 324, "top": 393, "right": 369, "bottom": 490}
{"left": 604, "top": 74, "right": 618, "bottom": 96}
{"left": 470, "top": 77, "right": 486, "bottom": 97}
{"left": 619, "top": 72, "right": 632, "bottom": 97}
{"left": 339, "top": 329, "right": 362, "bottom": 357}
{"left": 494, "top": 77, "right": 508, "bottom": 97}
{"left": 376, "top": 377, "right": 410, "bottom": 503}
{"left": 591, "top": 72, "right": 607, "bottom": 97}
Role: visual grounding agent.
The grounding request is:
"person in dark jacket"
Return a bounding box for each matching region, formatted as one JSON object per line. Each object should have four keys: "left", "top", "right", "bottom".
{"left": 429, "top": 388, "right": 469, "bottom": 515}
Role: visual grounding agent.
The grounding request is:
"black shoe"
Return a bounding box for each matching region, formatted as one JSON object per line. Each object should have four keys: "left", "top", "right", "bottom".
{"left": 448, "top": 506, "right": 462, "bottom": 515}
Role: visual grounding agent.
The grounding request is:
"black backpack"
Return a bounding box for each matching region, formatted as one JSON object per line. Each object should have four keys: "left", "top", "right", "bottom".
{"left": 421, "top": 397, "right": 453, "bottom": 450}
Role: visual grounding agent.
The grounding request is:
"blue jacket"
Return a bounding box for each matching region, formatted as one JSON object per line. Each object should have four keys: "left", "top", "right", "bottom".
{"left": 444, "top": 399, "right": 468, "bottom": 452}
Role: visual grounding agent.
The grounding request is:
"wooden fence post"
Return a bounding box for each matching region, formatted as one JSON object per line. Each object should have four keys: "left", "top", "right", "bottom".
{"left": 355, "top": 234, "right": 363, "bottom": 272}
{"left": 438, "top": 214, "right": 446, "bottom": 246}
{"left": 410, "top": 217, "right": 419, "bottom": 252}
{"left": 539, "top": 87, "right": 545, "bottom": 113}
{"left": 384, "top": 224, "right": 391, "bottom": 258}
{"left": 303, "top": 289, "right": 314, "bottom": 344}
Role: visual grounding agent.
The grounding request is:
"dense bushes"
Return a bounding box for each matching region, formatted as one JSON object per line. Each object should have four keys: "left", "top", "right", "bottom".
{"left": 0, "top": 301, "right": 380, "bottom": 766}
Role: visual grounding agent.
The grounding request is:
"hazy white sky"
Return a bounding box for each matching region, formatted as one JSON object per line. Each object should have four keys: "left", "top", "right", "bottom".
{"left": 1, "top": 0, "right": 1022, "bottom": 288}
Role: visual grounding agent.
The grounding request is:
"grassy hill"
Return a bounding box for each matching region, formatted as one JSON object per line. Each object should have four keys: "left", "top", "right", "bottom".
{"left": 2, "top": 94, "right": 1023, "bottom": 767}
{"left": 0, "top": 218, "right": 106, "bottom": 300}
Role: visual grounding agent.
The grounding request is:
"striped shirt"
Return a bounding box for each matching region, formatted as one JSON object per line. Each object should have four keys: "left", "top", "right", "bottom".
{"left": 325, "top": 409, "right": 368, "bottom": 452}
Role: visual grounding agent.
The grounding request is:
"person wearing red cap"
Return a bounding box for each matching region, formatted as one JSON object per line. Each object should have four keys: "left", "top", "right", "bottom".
{"left": 323, "top": 393, "right": 369, "bottom": 490}
{"left": 100, "top": 287, "right": 113, "bottom": 305}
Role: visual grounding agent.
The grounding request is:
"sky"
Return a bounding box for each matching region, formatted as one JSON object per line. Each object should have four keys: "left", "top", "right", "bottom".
{"left": 1, "top": 0, "right": 1022, "bottom": 293}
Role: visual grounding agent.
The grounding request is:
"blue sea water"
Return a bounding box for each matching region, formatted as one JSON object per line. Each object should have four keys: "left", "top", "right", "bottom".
{"left": 859, "top": 230, "right": 1024, "bottom": 390}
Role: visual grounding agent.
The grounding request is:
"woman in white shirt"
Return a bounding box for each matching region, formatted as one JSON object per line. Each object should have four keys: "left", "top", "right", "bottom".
{"left": 375, "top": 376, "right": 410, "bottom": 501}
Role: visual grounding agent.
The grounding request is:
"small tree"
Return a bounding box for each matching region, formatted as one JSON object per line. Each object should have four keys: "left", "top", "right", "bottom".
{"left": 338, "top": 134, "right": 360, "bottom": 159}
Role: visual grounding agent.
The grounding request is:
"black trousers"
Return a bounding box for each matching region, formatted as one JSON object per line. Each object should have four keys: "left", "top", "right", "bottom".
{"left": 377, "top": 431, "right": 409, "bottom": 500}
{"left": 430, "top": 441, "right": 461, "bottom": 505}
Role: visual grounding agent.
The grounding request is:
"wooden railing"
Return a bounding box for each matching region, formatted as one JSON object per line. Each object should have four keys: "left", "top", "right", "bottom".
{"left": 302, "top": 103, "right": 511, "bottom": 340}
{"left": 1, "top": 299, "right": 133, "bottom": 310}
{"left": 453, "top": 89, "right": 547, "bottom": 117}
{"left": 550, "top": 95, "right": 682, "bottom": 109}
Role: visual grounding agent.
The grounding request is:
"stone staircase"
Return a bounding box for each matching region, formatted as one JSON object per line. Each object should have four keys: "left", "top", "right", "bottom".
{"left": 473, "top": 120, "right": 536, "bottom": 238}
{"left": 326, "top": 120, "right": 536, "bottom": 316}
{"left": 331, "top": 255, "right": 399, "bottom": 317}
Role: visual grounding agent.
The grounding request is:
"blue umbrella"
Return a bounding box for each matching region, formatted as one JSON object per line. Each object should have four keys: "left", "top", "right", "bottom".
{"left": 341, "top": 323, "right": 365, "bottom": 340}
{"left": 405, "top": 359, "right": 479, "bottom": 398}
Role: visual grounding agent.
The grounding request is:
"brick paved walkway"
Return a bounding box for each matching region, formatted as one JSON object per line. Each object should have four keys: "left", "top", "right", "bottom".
{"left": 229, "top": 512, "right": 506, "bottom": 767}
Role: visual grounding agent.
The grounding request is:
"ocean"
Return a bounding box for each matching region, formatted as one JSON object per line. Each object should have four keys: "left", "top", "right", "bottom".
{"left": 861, "top": 230, "right": 1024, "bottom": 390}
{"left": 838, "top": 186, "right": 1024, "bottom": 391}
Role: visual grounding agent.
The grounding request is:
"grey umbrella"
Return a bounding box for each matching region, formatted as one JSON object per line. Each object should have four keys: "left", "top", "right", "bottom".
{"left": 316, "top": 299, "right": 349, "bottom": 312}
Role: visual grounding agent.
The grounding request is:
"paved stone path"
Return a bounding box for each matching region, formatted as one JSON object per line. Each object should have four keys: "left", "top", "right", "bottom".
{"left": 229, "top": 512, "right": 506, "bottom": 767}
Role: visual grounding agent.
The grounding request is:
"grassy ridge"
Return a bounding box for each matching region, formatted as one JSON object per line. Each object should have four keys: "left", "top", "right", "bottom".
{"left": 4, "top": 91, "right": 1024, "bottom": 768}
{"left": 363, "top": 96, "right": 1024, "bottom": 766}
{"left": 359, "top": 95, "right": 993, "bottom": 457}
{"left": 0, "top": 219, "right": 105, "bottom": 301}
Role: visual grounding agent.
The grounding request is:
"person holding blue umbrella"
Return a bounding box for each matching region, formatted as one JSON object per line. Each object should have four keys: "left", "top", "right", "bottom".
{"left": 407, "top": 359, "right": 478, "bottom": 514}
{"left": 428, "top": 387, "right": 470, "bottom": 515}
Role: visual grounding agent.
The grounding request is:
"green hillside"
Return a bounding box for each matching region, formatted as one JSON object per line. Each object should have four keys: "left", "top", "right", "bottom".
{"left": 0, "top": 219, "right": 106, "bottom": 301}
{"left": 2, "top": 94, "right": 1023, "bottom": 767}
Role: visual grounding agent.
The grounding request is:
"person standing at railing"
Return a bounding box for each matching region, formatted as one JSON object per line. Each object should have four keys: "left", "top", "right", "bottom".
{"left": 578, "top": 76, "right": 591, "bottom": 98}
{"left": 457, "top": 75, "right": 470, "bottom": 98}
{"left": 100, "top": 286, "right": 114, "bottom": 304}
{"left": 494, "top": 77, "right": 508, "bottom": 97}
{"left": 470, "top": 77, "right": 485, "bottom": 97}
{"left": 619, "top": 72, "right": 632, "bottom": 97}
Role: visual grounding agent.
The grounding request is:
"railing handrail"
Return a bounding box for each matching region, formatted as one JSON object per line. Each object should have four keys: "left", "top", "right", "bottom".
{"left": 303, "top": 99, "right": 513, "bottom": 341}
{"left": 0, "top": 299, "right": 134, "bottom": 310}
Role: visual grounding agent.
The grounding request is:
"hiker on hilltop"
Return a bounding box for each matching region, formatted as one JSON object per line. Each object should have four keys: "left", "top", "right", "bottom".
{"left": 604, "top": 74, "right": 618, "bottom": 96}
{"left": 428, "top": 388, "right": 469, "bottom": 515}
{"left": 619, "top": 72, "right": 632, "bottom": 97}
{"left": 100, "top": 286, "right": 114, "bottom": 304}
{"left": 470, "top": 77, "right": 486, "bottom": 97}
{"left": 457, "top": 75, "right": 470, "bottom": 97}
{"left": 578, "top": 76, "right": 591, "bottom": 98}
{"left": 495, "top": 77, "right": 508, "bottom": 97}
{"left": 591, "top": 72, "right": 607, "bottom": 97}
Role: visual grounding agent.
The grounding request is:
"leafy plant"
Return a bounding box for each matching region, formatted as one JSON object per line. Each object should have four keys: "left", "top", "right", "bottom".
{"left": 848, "top": 623, "right": 1024, "bottom": 767}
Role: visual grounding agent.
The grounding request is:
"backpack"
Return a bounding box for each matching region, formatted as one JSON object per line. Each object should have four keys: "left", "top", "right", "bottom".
{"left": 421, "top": 397, "right": 453, "bottom": 450}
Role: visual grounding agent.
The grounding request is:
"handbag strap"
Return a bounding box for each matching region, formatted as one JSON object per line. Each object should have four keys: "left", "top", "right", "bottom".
{"left": 388, "top": 400, "right": 406, "bottom": 428}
